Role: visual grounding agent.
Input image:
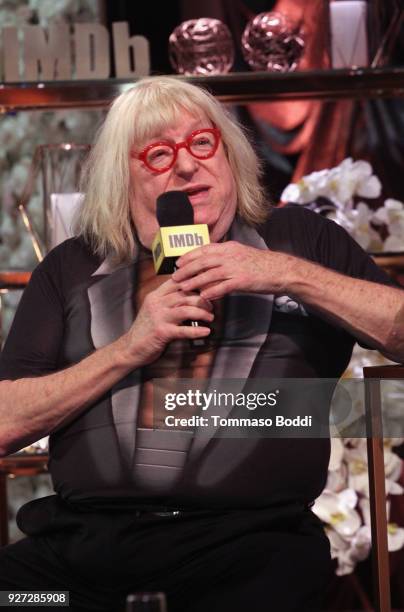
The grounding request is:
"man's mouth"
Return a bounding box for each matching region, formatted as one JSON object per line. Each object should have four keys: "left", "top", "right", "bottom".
{"left": 184, "top": 186, "right": 210, "bottom": 202}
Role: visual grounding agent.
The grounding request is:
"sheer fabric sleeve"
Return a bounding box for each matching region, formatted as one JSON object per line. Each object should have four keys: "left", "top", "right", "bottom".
{"left": 0, "top": 248, "right": 65, "bottom": 381}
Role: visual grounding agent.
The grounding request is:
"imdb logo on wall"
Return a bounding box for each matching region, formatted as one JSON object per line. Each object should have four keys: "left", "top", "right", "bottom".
{"left": 1, "top": 21, "right": 150, "bottom": 81}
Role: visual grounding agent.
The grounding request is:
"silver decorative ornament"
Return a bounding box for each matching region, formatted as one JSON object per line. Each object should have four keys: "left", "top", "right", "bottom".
{"left": 169, "top": 18, "right": 234, "bottom": 76}
{"left": 241, "top": 11, "right": 305, "bottom": 72}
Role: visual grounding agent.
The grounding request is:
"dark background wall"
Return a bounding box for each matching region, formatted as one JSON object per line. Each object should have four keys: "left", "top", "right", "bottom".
{"left": 104, "top": 0, "right": 280, "bottom": 75}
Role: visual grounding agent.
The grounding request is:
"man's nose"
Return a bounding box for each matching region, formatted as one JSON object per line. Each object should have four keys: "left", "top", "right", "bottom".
{"left": 173, "top": 145, "right": 198, "bottom": 176}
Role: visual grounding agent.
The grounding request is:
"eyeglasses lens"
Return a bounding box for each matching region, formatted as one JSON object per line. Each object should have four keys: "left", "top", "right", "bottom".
{"left": 189, "top": 131, "right": 217, "bottom": 157}
{"left": 146, "top": 145, "right": 174, "bottom": 171}
{"left": 146, "top": 130, "right": 218, "bottom": 171}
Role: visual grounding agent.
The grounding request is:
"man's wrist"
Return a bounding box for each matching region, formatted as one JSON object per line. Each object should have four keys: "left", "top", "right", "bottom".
{"left": 265, "top": 250, "right": 300, "bottom": 295}
{"left": 283, "top": 256, "right": 319, "bottom": 299}
{"left": 110, "top": 334, "right": 144, "bottom": 372}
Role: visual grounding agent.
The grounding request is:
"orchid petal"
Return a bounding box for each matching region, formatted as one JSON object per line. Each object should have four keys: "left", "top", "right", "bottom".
{"left": 357, "top": 175, "right": 382, "bottom": 199}
{"left": 384, "top": 198, "right": 404, "bottom": 210}
{"left": 329, "top": 438, "right": 345, "bottom": 471}
{"left": 387, "top": 524, "right": 404, "bottom": 551}
{"left": 383, "top": 235, "right": 404, "bottom": 252}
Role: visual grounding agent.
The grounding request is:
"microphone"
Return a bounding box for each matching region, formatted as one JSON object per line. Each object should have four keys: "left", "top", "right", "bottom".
{"left": 156, "top": 190, "right": 194, "bottom": 229}
{"left": 152, "top": 191, "right": 210, "bottom": 274}
{"left": 152, "top": 191, "right": 210, "bottom": 344}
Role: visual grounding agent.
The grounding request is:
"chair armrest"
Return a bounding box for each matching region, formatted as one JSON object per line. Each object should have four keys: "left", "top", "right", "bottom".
{"left": 364, "top": 364, "right": 404, "bottom": 379}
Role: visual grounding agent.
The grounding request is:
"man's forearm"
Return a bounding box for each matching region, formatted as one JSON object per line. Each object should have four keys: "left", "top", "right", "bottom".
{"left": 0, "top": 277, "right": 214, "bottom": 457}
{"left": 174, "top": 242, "right": 404, "bottom": 362}
{"left": 285, "top": 256, "right": 404, "bottom": 361}
{"left": 0, "top": 333, "right": 138, "bottom": 457}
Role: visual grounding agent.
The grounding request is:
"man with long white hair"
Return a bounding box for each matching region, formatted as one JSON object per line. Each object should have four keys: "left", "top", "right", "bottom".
{"left": 0, "top": 77, "right": 403, "bottom": 611}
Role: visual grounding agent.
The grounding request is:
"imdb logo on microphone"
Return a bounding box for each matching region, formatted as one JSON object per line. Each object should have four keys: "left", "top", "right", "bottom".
{"left": 152, "top": 224, "right": 210, "bottom": 274}
{"left": 169, "top": 232, "right": 204, "bottom": 249}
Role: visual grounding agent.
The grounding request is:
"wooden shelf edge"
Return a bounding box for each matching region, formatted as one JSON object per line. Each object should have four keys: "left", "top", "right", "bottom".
{"left": 0, "top": 271, "right": 32, "bottom": 290}
{"left": 1, "top": 67, "right": 404, "bottom": 110}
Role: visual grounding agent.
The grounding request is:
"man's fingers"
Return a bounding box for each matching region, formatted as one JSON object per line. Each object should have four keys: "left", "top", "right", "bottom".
{"left": 154, "top": 277, "right": 183, "bottom": 295}
{"left": 200, "top": 279, "right": 236, "bottom": 300}
{"left": 176, "top": 243, "right": 224, "bottom": 268}
{"left": 171, "top": 306, "right": 214, "bottom": 323}
{"left": 163, "top": 292, "right": 213, "bottom": 311}
{"left": 179, "top": 268, "right": 227, "bottom": 292}
{"left": 172, "top": 324, "right": 212, "bottom": 339}
{"left": 173, "top": 256, "right": 219, "bottom": 281}
{"left": 177, "top": 294, "right": 213, "bottom": 311}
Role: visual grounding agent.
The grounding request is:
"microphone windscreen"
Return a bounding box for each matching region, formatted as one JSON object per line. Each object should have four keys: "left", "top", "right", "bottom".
{"left": 156, "top": 191, "right": 194, "bottom": 227}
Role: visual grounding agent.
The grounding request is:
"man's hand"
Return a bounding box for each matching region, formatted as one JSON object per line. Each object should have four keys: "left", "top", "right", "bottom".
{"left": 173, "top": 242, "right": 292, "bottom": 300}
{"left": 172, "top": 241, "right": 404, "bottom": 363}
{"left": 125, "top": 278, "right": 213, "bottom": 365}
{"left": 0, "top": 278, "right": 213, "bottom": 456}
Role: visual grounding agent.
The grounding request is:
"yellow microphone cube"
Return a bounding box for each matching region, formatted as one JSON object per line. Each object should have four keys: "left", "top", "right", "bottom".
{"left": 152, "top": 224, "right": 210, "bottom": 274}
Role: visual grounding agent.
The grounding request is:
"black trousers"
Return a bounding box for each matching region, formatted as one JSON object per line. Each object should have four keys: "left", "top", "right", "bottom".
{"left": 0, "top": 496, "right": 333, "bottom": 612}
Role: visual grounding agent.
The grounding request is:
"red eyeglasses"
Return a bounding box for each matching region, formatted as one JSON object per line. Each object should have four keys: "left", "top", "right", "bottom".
{"left": 133, "top": 128, "right": 221, "bottom": 173}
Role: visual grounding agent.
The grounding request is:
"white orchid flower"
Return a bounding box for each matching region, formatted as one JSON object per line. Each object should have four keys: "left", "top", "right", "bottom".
{"left": 281, "top": 157, "right": 382, "bottom": 214}
{"left": 383, "top": 235, "right": 404, "bottom": 252}
{"left": 359, "top": 498, "right": 404, "bottom": 553}
{"left": 326, "top": 526, "right": 350, "bottom": 558}
{"left": 326, "top": 439, "right": 348, "bottom": 492}
{"left": 327, "top": 160, "right": 358, "bottom": 206}
{"left": 329, "top": 438, "right": 345, "bottom": 470}
{"left": 351, "top": 525, "right": 372, "bottom": 561}
{"left": 326, "top": 463, "right": 348, "bottom": 493}
{"left": 313, "top": 489, "right": 361, "bottom": 537}
{"left": 344, "top": 441, "right": 404, "bottom": 496}
{"left": 383, "top": 444, "right": 403, "bottom": 483}
{"left": 344, "top": 442, "right": 370, "bottom": 495}
{"left": 355, "top": 167, "right": 382, "bottom": 199}
{"left": 373, "top": 198, "right": 404, "bottom": 222}
{"left": 388, "top": 523, "right": 404, "bottom": 551}
{"left": 326, "top": 159, "right": 381, "bottom": 207}
{"left": 372, "top": 199, "right": 404, "bottom": 251}
{"left": 325, "top": 524, "right": 372, "bottom": 575}
{"left": 328, "top": 204, "right": 382, "bottom": 251}
{"left": 281, "top": 169, "right": 331, "bottom": 204}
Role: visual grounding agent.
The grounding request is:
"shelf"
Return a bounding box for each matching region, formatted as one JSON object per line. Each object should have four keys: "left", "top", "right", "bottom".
{"left": 1, "top": 67, "right": 404, "bottom": 111}
{"left": 0, "top": 271, "right": 32, "bottom": 290}
{"left": 0, "top": 454, "right": 48, "bottom": 475}
{"left": 0, "top": 256, "right": 403, "bottom": 292}
{"left": 372, "top": 253, "right": 404, "bottom": 268}
{"left": 0, "top": 454, "right": 48, "bottom": 547}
